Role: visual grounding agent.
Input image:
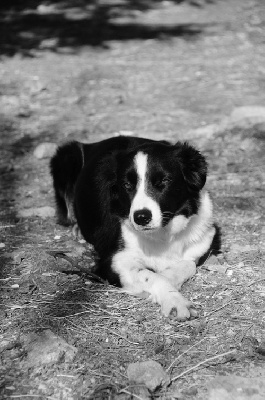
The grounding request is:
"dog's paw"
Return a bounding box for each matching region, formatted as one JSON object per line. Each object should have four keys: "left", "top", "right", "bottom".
{"left": 160, "top": 292, "right": 197, "bottom": 321}
{"left": 72, "top": 224, "right": 83, "bottom": 240}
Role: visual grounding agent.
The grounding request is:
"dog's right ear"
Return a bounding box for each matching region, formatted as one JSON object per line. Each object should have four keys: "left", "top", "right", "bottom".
{"left": 174, "top": 142, "right": 207, "bottom": 192}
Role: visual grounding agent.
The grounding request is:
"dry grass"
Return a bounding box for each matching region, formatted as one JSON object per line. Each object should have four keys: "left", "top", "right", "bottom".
{"left": 1, "top": 0, "right": 265, "bottom": 398}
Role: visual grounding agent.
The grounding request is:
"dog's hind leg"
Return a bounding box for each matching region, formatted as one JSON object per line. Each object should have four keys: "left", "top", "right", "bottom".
{"left": 50, "top": 141, "right": 84, "bottom": 226}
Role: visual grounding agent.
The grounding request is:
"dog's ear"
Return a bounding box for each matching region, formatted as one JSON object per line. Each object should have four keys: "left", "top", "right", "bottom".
{"left": 174, "top": 142, "right": 207, "bottom": 191}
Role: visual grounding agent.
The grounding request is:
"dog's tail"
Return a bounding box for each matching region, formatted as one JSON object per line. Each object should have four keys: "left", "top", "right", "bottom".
{"left": 50, "top": 141, "right": 85, "bottom": 226}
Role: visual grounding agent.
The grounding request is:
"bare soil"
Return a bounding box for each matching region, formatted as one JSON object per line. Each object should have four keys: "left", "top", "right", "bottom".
{"left": 0, "top": 0, "right": 265, "bottom": 399}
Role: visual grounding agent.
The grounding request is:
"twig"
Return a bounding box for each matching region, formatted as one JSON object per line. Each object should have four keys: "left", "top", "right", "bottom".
{"left": 247, "top": 277, "right": 265, "bottom": 287}
{"left": 166, "top": 337, "right": 206, "bottom": 372}
{"left": 103, "top": 327, "right": 140, "bottom": 345}
{"left": 171, "top": 349, "right": 236, "bottom": 382}
{"left": 205, "top": 299, "right": 233, "bottom": 318}
{"left": 237, "top": 323, "right": 254, "bottom": 342}
{"left": 87, "top": 369, "right": 113, "bottom": 379}
{"left": 49, "top": 310, "right": 90, "bottom": 319}
{"left": 119, "top": 389, "right": 145, "bottom": 400}
{"left": 10, "top": 396, "right": 55, "bottom": 399}
{"left": 47, "top": 250, "right": 107, "bottom": 284}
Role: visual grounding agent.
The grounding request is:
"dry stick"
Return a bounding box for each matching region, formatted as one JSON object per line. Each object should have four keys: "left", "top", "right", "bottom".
{"left": 103, "top": 327, "right": 140, "bottom": 345}
{"left": 50, "top": 310, "right": 91, "bottom": 319}
{"left": 48, "top": 251, "right": 107, "bottom": 284}
{"left": 166, "top": 337, "right": 206, "bottom": 372}
{"left": 10, "top": 396, "right": 55, "bottom": 399}
{"left": 119, "top": 389, "right": 145, "bottom": 400}
{"left": 247, "top": 277, "right": 265, "bottom": 287}
{"left": 205, "top": 298, "right": 234, "bottom": 318}
{"left": 171, "top": 349, "right": 236, "bottom": 383}
{"left": 87, "top": 369, "right": 113, "bottom": 379}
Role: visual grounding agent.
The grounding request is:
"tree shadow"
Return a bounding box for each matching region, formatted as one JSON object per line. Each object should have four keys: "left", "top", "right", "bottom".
{"left": 0, "top": 114, "right": 37, "bottom": 276}
{"left": 0, "top": 0, "right": 220, "bottom": 56}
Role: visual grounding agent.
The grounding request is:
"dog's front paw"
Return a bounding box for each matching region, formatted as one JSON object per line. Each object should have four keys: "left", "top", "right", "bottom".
{"left": 160, "top": 292, "right": 197, "bottom": 321}
{"left": 72, "top": 224, "right": 83, "bottom": 240}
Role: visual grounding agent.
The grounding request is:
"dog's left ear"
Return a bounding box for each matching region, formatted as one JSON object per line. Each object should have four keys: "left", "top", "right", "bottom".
{"left": 174, "top": 142, "right": 207, "bottom": 191}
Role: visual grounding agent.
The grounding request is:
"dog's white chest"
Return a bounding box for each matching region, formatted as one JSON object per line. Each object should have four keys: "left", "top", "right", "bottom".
{"left": 120, "top": 222, "right": 186, "bottom": 274}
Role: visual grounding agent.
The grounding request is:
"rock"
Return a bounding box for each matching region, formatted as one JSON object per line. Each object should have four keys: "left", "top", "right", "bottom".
{"left": 256, "top": 341, "right": 265, "bottom": 356}
{"left": 39, "top": 38, "right": 59, "bottom": 50}
{"left": 182, "top": 386, "right": 198, "bottom": 397}
{"left": 33, "top": 142, "right": 57, "bottom": 159}
{"left": 23, "top": 329, "right": 77, "bottom": 366}
{"left": 127, "top": 360, "right": 170, "bottom": 392}
{"left": 190, "top": 124, "right": 220, "bottom": 139}
{"left": 203, "top": 255, "right": 228, "bottom": 274}
{"left": 228, "top": 106, "right": 265, "bottom": 128}
{"left": 0, "top": 334, "right": 20, "bottom": 353}
{"left": 208, "top": 375, "right": 265, "bottom": 400}
{"left": 18, "top": 206, "right": 55, "bottom": 218}
{"left": 230, "top": 243, "right": 257, "bottom": 253}
{"left": 63, "top": 239, "right": 87, "bottom": 257}
{"left": 204, "top": 255, "right": 221, "bottom": 266}
{"left": 239, "top": 138, "right": 257, "bottom": 152}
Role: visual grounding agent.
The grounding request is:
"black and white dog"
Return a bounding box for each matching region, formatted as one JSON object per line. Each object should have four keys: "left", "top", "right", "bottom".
{"left": 50, "top": 136, "right": 216, "bottom": 320}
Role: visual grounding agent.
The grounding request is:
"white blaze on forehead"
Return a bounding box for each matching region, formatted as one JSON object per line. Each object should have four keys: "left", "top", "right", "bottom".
{"left": 130, "top": 152, "right": 162, "bottom": 230}
{"left": 135, "top": 152, "right": 147, "bottom": 186}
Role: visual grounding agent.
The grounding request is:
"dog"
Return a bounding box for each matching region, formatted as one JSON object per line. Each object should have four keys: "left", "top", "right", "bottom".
{"left": 50, "top": 136, "right": 217, "bottom": 320}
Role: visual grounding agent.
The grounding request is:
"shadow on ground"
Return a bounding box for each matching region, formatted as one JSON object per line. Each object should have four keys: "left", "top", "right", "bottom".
{"left": 0, "top": 113, "right": 37, "bottom": 283}
{"left": 0, "top": 0, "right": 221, "bottom": 56}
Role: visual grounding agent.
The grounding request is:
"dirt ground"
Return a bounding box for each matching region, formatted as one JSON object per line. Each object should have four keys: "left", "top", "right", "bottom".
{"left": 0, "top": 0, "right": 265, "bottom": 399}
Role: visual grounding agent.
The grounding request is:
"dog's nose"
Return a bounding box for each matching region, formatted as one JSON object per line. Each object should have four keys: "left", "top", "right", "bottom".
{"left": 133, "top": 209, "right": 152, "bottom": 226}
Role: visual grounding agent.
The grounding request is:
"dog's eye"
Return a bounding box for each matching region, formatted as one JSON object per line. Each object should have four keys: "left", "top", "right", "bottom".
{"left": 154, "top": 178, "right": 171, "bottom": 189}
{"left": 154, "top": 178, "right": 169, "bottom": 188}
{"left": 123, "top": 182, "right": 134, "bottom": 191}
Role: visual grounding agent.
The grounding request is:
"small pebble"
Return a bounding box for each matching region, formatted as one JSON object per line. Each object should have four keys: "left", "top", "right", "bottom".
{"left": 11, "top": 284, "right": 20, "bottom": 289}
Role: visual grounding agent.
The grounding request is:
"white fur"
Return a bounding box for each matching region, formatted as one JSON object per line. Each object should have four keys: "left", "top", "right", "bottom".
{"left": 112, "top": 190, "right": 215, "bottom": 320}
{"left": 129, "top": 152, "right": 162, "bottom": 231}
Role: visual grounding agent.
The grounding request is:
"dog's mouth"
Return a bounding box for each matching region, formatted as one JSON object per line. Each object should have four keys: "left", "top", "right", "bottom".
{"left": 128, "top": 219, "right": 160, "bottom": 233}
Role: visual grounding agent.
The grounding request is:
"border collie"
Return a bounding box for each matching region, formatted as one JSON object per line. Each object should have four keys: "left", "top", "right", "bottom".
{"left": 50, "top": 136, "right": 216, "bottom": 320}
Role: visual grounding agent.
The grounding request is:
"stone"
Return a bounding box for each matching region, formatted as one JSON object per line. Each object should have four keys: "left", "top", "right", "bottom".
{"left": 127, "top": 360, "right": 170, "bottom": 392}
{"left": 204, "top": 255, "right": 221, "bottom": 266}
{"left": 23, "top": 329, "right": 77, "bottom": 366}
{"left": 228, "top": 106, "right": 265, "bottom": 128}
{"left": 33, "top": 142, "right": 57, "bottom": 159}
{"left": 230, "top": 243, "right": 257, "bottom": 253}
{"left": 190, "top": 124, "right": 220, "bottom": 139}
{"left": 63, "top": 239, "right": 87, "bottom": 257}
{"left": 39, "top": 38, "right": 59, "bottom": 50}
{"left": 18, "top": 206, "right": 55, "bottom": 218}
{"left": 208, "top": 375, "right": 265, "bottom": 400}
{"left": 203, "top": 255, "right": 227, "bottom": 273}
{"left": 239, "top": 138, "right": 257, "bottom": 152}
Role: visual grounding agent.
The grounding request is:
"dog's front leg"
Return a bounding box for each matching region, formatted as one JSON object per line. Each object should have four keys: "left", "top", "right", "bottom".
{"left": 112, "top": 254, "right": 196, "bottom": 320}
{"left": 160, "top": 260, "right": 196, "bottom": 290}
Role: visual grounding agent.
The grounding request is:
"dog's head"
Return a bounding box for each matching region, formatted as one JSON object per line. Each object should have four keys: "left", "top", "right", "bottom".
{"left": 112, "top": 141, "right": 207, "bottom": 233}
